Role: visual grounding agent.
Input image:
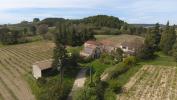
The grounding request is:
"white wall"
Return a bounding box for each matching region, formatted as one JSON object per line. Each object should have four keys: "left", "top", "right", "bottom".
{"left": 32, "top": 65, "right": 42, "bottom": 79}
{"left": 120, "top": 45, "right": 135, "bottom": 53}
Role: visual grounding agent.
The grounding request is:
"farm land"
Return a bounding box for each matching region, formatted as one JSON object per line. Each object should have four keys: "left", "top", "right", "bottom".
{"left": 0, "top": 41, "right": 54, "bottom": 100}
{"left": 118, "top": 65, "right": 177, "bottom": 100}
{"left": 0, "top": 35, "right": 176, "bottom": 100}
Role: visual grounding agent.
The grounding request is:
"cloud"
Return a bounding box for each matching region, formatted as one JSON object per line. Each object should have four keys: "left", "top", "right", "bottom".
{"left": 0, "top": 0, "right": 177, "bottom": 24}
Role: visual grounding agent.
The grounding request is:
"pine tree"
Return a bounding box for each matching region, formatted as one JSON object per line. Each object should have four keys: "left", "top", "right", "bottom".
{"left": 154, "top": 23, "right": 161, "bottom": 47}
{"left": 160, "top": 22, "right": 176, "bottom": 54}
{"left": 137, "top": 29, "right": 157, "bottom": 59}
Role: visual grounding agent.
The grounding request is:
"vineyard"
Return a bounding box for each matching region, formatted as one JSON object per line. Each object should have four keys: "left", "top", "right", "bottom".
{"left": 0, "top": 41, "right": 54, "bottom": 100}
{"left": 118, "top": 65, "right": 177, "bottom": 100}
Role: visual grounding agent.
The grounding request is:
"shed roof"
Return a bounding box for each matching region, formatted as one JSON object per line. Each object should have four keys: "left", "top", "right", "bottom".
{"left": 33, "top": 59, "right": 53, "bottom": 70}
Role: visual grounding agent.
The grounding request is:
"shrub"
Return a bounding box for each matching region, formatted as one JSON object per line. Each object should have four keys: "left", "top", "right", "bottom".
{"left": 123, "top": 56, "right": 137, "bottom": 66}
{"left": 109, "top": 80, "right": 122, "bottom": 93}
{"left": 100, "top": 53, "right": 114, "bottom": 65}
{"left": 104, "top": 88, "right": 116, "bottom": 100}
{"left": 37, "top": 77, "right": 47, "bottom": 86}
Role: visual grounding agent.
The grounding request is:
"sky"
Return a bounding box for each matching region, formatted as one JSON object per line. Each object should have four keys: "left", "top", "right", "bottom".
{"left": 0, "top": 0, "right": 177, "bottom": 24}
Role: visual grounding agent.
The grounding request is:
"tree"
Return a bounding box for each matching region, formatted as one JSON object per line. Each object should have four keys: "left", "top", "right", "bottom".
{"left": 172, "top": 42, "right": 177, "bottom": 61}
{"left": 23, "top": 28, "right": 27, "bottom": 35}
{"left": 123, "top": 56, "right": 137, "bottom": 66}
{"left": 37, "top": 24, "right": 48, "bottom": 34}
{"left": 0, "top": 28, "right": 22, "bottom": 45}
{"left": 154, "top": 23, "right": 161, "bottom": 47}
{"left": 29, "top": 26, "right": 37, "bottom": 35}
{"left": 33, "top": 18, "right": 40, "bottom": 23}
{"left": 112, "top": 48, "right": 123, "bottom": 63}
{"left": 52, "top": 35, "right": 67, "bottom": 69}
{"left": 160, "top": 22, "right": 176, "bottom": 54}
{"left": 138, "top": 29, "right": 157, "bottom": 59}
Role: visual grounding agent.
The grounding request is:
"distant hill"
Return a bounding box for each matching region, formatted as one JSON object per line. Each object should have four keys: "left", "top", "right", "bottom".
{"left": 40, "top": 18, "right": 65, "bottom": 26}
{"left": 81, "top": 15, "right": 126, "bottom": 28}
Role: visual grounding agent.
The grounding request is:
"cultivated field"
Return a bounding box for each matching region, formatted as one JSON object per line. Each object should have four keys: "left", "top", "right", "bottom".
{"left": 118, "top": 65, "right": 177, "bottom": 100}
{"left": 95, "top": 34, "right": 144, "bottom": 44}
{"left": 0, "top": 41, "right": 54, "bottom": 100}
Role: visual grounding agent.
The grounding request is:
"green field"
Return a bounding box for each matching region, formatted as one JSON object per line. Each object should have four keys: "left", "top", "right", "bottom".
{"left": 140, "top": 52, "right": 177, "bottom": 66}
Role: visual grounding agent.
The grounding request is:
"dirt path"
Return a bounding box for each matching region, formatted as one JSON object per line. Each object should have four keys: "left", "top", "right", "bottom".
{"left": 67, "top": 68, "right": 87, "bottom": 100}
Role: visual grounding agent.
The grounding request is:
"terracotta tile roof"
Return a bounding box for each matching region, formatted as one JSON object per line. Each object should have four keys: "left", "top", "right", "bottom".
{"left": 33, "top": 59, "right": 53, "bottom": 70}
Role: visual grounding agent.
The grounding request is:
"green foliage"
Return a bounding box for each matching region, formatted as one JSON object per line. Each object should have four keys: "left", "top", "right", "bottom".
{"left": 33, "top": 18, "right": 40, "bottom": 23}
{"left": 29, "top": 25, "right": 37, "bottom": 35}
{"left": 137, "top": 29, "right": 159, "bottom": 60}
{"left": 140, "top": 52, "right": 177, "bottom": 66}
{"left": 112, "top": 48, "right": 123, "bottom": 63}
{"left": 55, "top": 22, "right": 95, "bottom": 46}
{"left": 160, "top": 22, "right": 176, "bottom": 54}
{"left": 74, "top": 79, "right": 105, "bottom": 100}
{"left": 0, "top": 28, "right": 22, "bottom": 45}
{"left": 40, "top": 18, "right": 65, "bottom": 27}
{"left": 123, "top": 56, "right": 137, "bottom": 66}
{"left": 104, "top": 88, "right": 116, "bottom": 100}
{"left": 105, "top": 56, "right": 137, "bottom": 80}
{"left": 100, "top": 53, "right": 114, "bottom": 65}
{"left": 172, "top": 42, "right": 177, "bottom": 61}
{"left": 82, "top": 15, "right": 125, "bottom": 29}
{"left": 108, "top": 79, "right": 122, "bottom": 93}
{"left": 27, "top": 65, "right": 80, "bottom": 100}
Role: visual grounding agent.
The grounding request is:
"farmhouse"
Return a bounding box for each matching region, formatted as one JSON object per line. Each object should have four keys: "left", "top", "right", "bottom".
{"left": 81, "top": 38, "right": 144, "bottom": 58}
{"left": 32, "top": 59, "right": 53, "bottom": 79}
{"left": 80, "top": 40, "right": 102, "bottom": 58}
{"left": 100, "top": 40, "right": 116, "bottom": 53}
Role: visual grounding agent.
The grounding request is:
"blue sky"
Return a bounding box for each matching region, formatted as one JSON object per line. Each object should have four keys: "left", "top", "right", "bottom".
{"left": 0, "top": 0, "right": 177, "bottom": 24}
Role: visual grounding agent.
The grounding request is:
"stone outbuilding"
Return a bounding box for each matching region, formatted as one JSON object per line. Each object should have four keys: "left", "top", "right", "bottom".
{"left": 32, "top": 59, "right": 53, "bottom": 79}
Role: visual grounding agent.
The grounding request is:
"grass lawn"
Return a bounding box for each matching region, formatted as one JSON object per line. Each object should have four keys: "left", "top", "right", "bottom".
{"left": 140, "top": 52, "right": 177, "bottom": 66}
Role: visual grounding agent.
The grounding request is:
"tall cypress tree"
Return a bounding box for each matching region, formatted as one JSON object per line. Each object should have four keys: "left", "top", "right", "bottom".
{"left": 154, "top": 23, "right": 161, "bottom": 47}
{"left": 52, "top": 22, "right": 67, "bottom": 69}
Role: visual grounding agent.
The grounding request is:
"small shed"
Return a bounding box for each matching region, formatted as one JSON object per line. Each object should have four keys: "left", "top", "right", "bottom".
{"left": 32, "top": 59, "right": 53, "bottom": 79}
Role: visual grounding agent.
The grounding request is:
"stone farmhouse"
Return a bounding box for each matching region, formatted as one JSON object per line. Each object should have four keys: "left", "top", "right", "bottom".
{"left": 80, "top": 40, "right": 102, "bottom": 58}
{"left": 80, "top": 39, "right": 143, "bottom": 58}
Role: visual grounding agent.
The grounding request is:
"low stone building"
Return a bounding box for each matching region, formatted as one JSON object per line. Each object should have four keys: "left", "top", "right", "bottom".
{"left": 32, "top": 59, "right": 53, "bottom": 79}
{"left": 80, "top": 40, "right": 102, "bottom": 58}
{"left": 100, "top": 40, "right": 116, "bottom": 53}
